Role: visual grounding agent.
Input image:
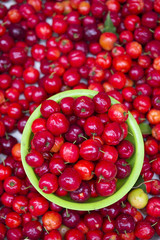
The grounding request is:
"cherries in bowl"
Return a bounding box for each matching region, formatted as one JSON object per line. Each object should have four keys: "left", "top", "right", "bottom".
{"left": 21, "top": 89, "right": 144, "bottom": 211}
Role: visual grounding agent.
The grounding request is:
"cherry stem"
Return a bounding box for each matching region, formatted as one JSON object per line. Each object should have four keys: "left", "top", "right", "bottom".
{"left": 66, "top": 209, "right": 70, "bottom": 218}
{"left": 151, "top": 222, "right": 158, "bottom": 227}
{"left": 49, "top": 72, "right": 56, "bottom": 79}
{"left": 78, "top": 134, "right": 87, "bottom": 140}
{"left": 92, "top": 133, "right": 96, "bottom": 140}
{"left": 73, "top": 140, "right": 77, "bottom": 144}
{"left": 98, "top": 175, "right": 103, "bottom": 183}
{"left": 23, "top": 110, "right": 29, "bottom": 114}
{"left": 143, "top": 51, "right": 151, "bottom": 55}
{"left": 24, "top": 185, "right": 32, "bottom": 190}
{"left": 57, "top": 169, "right": 62, "bottom": 174}
{"left": 107, "top": 215, "right": 111, "bottom": 223}
{"left": 110, "top": 69, "right": 114, "bottom": 75}
{"left": 133, "top": 179, "right": 155, "bottom": 189}
{"left": 149, "top": 29, "right": 154, "bottom": 33}
{"left": 121, "top": 201, "right": 126, "bottom": 208}
{"left": 44, "top": 226, "right": 49, "bottom": 234}
{"left": 5, "top": 132, "right": 9, "bottom": 140}
{"left": 99, "top": 149, "right": 105, "bottom": 154}
{"left": 149, "top": 158, "right": 157, "bottom": 163}
{"left": 1, "top": 22, "right": 7, "bottom": 26}
{"left": 124, "top": 230, "right": 128, "bottom": 237}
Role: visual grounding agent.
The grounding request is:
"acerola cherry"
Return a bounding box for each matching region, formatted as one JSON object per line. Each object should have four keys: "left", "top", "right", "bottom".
{"left": 58, "top": 167, "right": 82, "bottom": 191}
{"left": 102, "top": 122, "right": 123, "bottom": 145}
{"left": 60, "top": 142, "right": 79, "bottom": 163}
{"left": 39, "top": 173, "right": 58, "bottom": 194}
{"left": 46, "top": 113, "right": 69, "bottom": 136}
{"left": 95, "top": 161, "right": 117, "bottom": 181}
{"left": 73, "top": 96, "right": 95, "bottom": 118}
{"left": 108, "top": 103, "right": 128, "bottom": 123}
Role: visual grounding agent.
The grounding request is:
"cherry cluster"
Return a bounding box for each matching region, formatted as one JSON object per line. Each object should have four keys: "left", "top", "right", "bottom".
{"left": 0, "top": 0, "right": 160, "bottom": 239}
{"left": 25, "top": 93, "right": 134, "bottom": 201}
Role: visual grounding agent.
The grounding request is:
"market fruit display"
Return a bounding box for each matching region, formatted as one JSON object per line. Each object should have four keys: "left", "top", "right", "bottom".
{"left": 0, "top": 0, "right": 160, "bottom": 239}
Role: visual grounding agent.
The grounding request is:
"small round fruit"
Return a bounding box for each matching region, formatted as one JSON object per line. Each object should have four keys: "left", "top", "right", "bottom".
{"left": 128, "top": 188, "right": 149, "bottom": 209}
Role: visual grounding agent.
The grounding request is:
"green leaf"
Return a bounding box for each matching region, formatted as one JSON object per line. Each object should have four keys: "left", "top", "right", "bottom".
{"left": 103, "top": 12, "right": 118, "bottom": 36}
{"left": 133, "top": 175, "right": 147, "bottom": 194}
{"left": 139, "top": 123, "right": 152, "bottom": 135}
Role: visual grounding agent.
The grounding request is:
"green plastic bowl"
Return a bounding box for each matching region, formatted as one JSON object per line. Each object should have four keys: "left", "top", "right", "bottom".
{"left": 21, "top": 89, "right": 144, "bottom": 211}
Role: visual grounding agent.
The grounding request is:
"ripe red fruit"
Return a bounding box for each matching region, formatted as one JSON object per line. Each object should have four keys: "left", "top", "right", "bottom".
{"left": 58, "top": 167, "right": 82, "bottom": 191}
{"left": 46, "top": 113, "right": 69, "bottom": 136}
{"left": 135, "top": 220, "right": 155, "bottom": 240}
{"left": 108, "top": 104, "right": 128, "bottom": 123}
{"left": 39, "top": 173, "right": 58, "bottom": 194}
{"left": 42, "top": 211, "right": 62, "bottom": 231}
{"left": 102, "top": 122, "right": 123, "bottom": 145}
{"left": 99, "top": 32, "right": 117, "bottom": 51}
{"left": 93, "top": 92, "right": 111, "bottom": 113}
{"left": 36, "top": 22, "right": 52, "bottom": 39}
{"left": 96, "top": 178, "right": 116, "bottom": 197}
{"left": 95, "top": 161, "right": 117, "bottom": 181}
{"left": 60, "top": 142, "right": 79, "bottom": 163}
{"left": 29, "top": 196, "right": 49, "bottom": 217}
{"left": 146, "top": 197, "right": 160, "bottom": 218}
{"left": 84, "top": 116, "right": 104, "bottom": 136}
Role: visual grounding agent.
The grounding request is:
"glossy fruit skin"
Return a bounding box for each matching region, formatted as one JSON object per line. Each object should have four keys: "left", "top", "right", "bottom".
{"left": 73, "top": 96, "right": 95, "bottom": 118}
{"left": 46, "top": 113, "right": 69, "bottom": 136}
{"left": 115, "top": 213, "right": 135, "bottom": 233}
{"left": 108, "top": 103, "right": 128, "bottom": 123}
{"left": 58, "top": 167, "right": 82, "bottom": 191}
{"left": 135, "top": 220, "right": 155, "bottom": 240}
{"left": 70, "top": 182, "right": 91, "bottom": 202}
{"left": 65, "top": 228, "right": 85, "bottom": 240}
{"left": 42, "top": 211, "right": 62, "bottom": 231}
{"left": 60, "top": 142, "right": 79, "bottom": 163}
{"left": 84, "top": 212, "right": 103, "bottom": 230}
{"left": 49, "top": 157, "right": 65, "bottom": 176}
{"left": 5, "top": 212, "right": 22, "bottom": 228}
{"left": 79, "top": 139, "right": 101, "bottom": 161}
{"left": 117, "top": 140, "right": 134, "bottom": 159}
{"left": 100, "top": 145, "right": 118, "bottom": 163}
{"left": 113, "top": 54, "right": 132, "bottom": 73}
{"left": 29, "top": 196, "right": 49, "bottom": 217}
{"left": 32, "top": 130, "right": 55, "bottom": 152}
{"left": 40, "top": 100, "right": 61, "bottom": 118}
{"left": 96, "top": 178, "right": 116, "bottom": 197}
{"left": 99, "top": 32, "right": 117, "bottom": 51}
{"left": 116, "top": 159, "right": 131, "bottom": 179}
{"left": 74, "top": 160, "right": 94, "bottom": 180}
{"left": 3, "top": 176, "right": 21, "bottom": 194}
{"left": 39, "top": 173, "right": 58, "bottom": 194}
{"left": 62, "top": 209, "right": 80, "bottom": 228}
{"left": 65, "top": 124, "right": 84, "bottom": 144}
{"left": 12, "top": 195, "right": 28, "bottom": 214}
{"left": 95, "top": 161, "right": 117, "bottom": 181}
{"left": 146, "top": 197, "right": 160, "bottom": 217}
{"left": 22, "top": 221, "right": 43, "bottom": 240}
{"left": 44, "top": 229, "right": 62, "bottom": 240}
{"left": 102, "top": 122, "right": 123, "bottom": 145}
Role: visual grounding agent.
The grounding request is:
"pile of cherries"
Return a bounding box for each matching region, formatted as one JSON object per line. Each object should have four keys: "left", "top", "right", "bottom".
{"left": 26, "top": 93, "right": 134, "bottom": 201}
{"left": 0, "top": 0, "right": 160, "bottom": 239}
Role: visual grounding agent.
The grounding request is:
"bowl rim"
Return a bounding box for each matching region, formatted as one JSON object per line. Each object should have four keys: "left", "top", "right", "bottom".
{"left": 21, "top": 89, "right": 144, "bottom": 211}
